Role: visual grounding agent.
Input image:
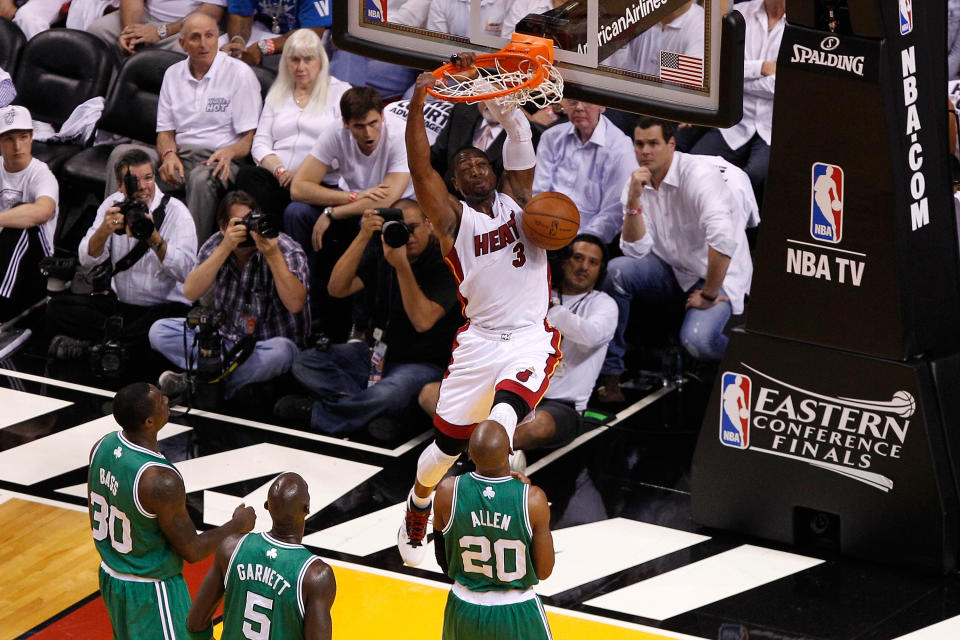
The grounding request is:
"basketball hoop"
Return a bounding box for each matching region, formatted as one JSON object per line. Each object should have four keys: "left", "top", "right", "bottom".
{"left": 427, "top": 33, "right": 564, "bottom": 110}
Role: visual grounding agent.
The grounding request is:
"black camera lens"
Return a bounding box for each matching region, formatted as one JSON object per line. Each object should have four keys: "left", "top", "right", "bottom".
{"left": 382, "top": 220, "right": 411, "bottom": 248}
{"left": 239, "top": 211, "right": 279, "bottom": 247}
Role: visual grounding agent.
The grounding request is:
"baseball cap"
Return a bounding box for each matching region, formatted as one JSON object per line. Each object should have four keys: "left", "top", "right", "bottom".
{"left": 0, "top": 106, "right": 32, "bottom": 135}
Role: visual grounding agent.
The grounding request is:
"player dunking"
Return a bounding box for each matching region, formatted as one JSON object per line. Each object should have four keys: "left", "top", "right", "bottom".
{"left": 433, "top": 422, "right": 555, "bottom": 639}
{"left": 187, "top": 473, "right": 336, "bottom": 640}
{"left": 399, "top": 56, "right": 561, "bottom": 565}
{"left": 88, "top": 383, "right": 256, "bottom": 639}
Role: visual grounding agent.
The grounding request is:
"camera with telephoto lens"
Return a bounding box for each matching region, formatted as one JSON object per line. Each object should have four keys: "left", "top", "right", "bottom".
{"left": 89, "top": 315, "right": 127, "bottom": 376}
{"left": 115, "top": 171, "right": 155, "bottom": 241}
{"left": 186, "top": 307, "right": 225, "bottom": 381}
{"left": 375, "top": 208, "right": 410, "bottom": 249}
{"left": 239, "top": 210, "right": 280, "bottom": 247}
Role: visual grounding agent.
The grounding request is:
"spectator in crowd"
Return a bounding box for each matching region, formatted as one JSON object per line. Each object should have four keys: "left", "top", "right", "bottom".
{"left": 388, "top": 0, "right": 430, "bottom": 27}
{"left": 105, "top": 12, "right": 262, "bottom": 245}
{"left": 47, "top": 149, "right": 197, "bottom": 359}
{"left": 426, "top": 0, "right": 505, "bottom": 38}
{"left": 237, "top": 28, "right": 351, "bottom": 219}
{"left": 432, "top": 101, "right": 544, "bottom": 195}
{"left": 6, "top": 0, "right": 127, "bottom": 39}
{"left": 0, "top": 106, "right": 57, "bottom": 321}
{"left": 88, "top": 0, "right": 226, "bottom": 58}
{"left": 287, "top": 86, "right": 412, "bottom": 338}
{"left": 532, "top": 99, "right": 637, "bottom": 243}
{"left": 604, "top": 0, "right": 703, "bottom": 75}
{"left": 219, "top": 0, "right": 331, "bottom": 65}
{"left": 274, "top": 201, "right": 462, "bottom": 439}
{"left": 596, "top": 117, "right": 752, "bottom": 402}
{"left": 419, "top": 233, "right": 617, "bottom": 461}
{"left": 328, "top": 45, "right": 418, "bottom": 104}
{"left": 149, "top": 191, "right": 309, "bottom": 400}
{"left": 0, "top": 67, "right": 14, "bottom": 108}
{"left": 688, "top": 0, "right": 784, "bottom": 205}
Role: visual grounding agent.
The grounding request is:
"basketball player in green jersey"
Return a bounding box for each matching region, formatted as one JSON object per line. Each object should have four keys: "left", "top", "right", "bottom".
{"left": 88, "top": 382, "right": 257, "bottom": 640}
{"left": 433, "top": 422, "right": 555, "bottom": 640}
{"left": 186, "top": 472, "right": 336, "bottom": 640}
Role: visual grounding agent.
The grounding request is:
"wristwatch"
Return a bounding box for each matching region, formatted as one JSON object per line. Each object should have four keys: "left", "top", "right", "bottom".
{"left": 149, "top": 238, "right": 165, "bottom": 251}
{"left": 322, "top": 206, "right": 334, "bottom": 220}
{"left": 156, "top": 23, "right": 167, "bottom": 38}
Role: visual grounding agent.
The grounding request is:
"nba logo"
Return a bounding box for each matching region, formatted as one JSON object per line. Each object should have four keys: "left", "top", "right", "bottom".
{"left": 810, "top": 162, "right": 844, "bottom": 244}
{"left": 365, "top": 0, "right": 385, "bottom": 22}
{"left": 719, "top": 372, "right": 750, "bottom": 450}
{"left": 899, "top": 0, "right": 913, "bottom": 35}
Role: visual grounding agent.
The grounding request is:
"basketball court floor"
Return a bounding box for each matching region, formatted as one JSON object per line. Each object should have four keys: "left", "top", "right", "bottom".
{"left": 1, "top": 334, "right": 959, "bottom": 640}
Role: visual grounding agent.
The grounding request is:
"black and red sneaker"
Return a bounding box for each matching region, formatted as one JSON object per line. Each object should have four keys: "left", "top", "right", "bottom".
{"left": 397, "top": 497, "right": 432, "bottom": 566}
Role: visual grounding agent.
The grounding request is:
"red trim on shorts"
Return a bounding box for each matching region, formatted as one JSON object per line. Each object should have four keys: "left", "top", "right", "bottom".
{"left": 495, "top": 319, "right": 563, "bottom": 409}
{"left": 443, "top": 246, "right": 469, "bottom": 320}
{"left": 433, "top": 413, "right": 478, "bottom": 439}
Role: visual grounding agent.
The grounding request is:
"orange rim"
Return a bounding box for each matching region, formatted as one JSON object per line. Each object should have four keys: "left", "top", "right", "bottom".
{"left": 426, "top": 34, "right": 556, "bottom": 103}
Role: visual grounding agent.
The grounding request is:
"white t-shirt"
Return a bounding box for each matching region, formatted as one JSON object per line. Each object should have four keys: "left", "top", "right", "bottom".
{"left": 427, "top": 0, "right": 506, "bottom": 38}
{"left": 252, "top": 76, "right": 351, "bottom": 170}
{"left": 382, "top": 99, "right": 453, "bottom": 146}
{"left": 0, "top": 157, "right": 59, "bottom": 251}
{"left": 545, "top": 288, "right": 618, "bottom": 410}
{"left": 147, "top": 0, "right": 227, "bottom": 26}
{"left": 157, "top": 52, "right": 263, "bottom": 150}
{"left": 308, "top": 120, "right": 414, "bottom": 198}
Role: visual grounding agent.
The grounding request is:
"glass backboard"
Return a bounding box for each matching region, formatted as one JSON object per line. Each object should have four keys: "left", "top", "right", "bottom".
{"left": 332, "top": 0, "right": 744, "bottom": 126}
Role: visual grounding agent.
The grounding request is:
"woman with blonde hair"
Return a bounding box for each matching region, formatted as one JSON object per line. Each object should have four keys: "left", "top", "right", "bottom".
{"left": 236, "top": 28, "right": 351, "bottom": 217}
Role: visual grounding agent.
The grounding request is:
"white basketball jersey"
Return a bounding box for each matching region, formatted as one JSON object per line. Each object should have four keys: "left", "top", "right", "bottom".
{"left": 446, "top": 192, "right": 550, "bottom": 331}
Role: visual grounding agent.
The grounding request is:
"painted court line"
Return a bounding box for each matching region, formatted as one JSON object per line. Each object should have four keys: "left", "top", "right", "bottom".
{"left": 0, "top": 417, "right": 191, "bottom": 485}
{"left": 538, "top": 518, "right": 710, "bottom": 596}
{"left": 0, "top": 386, "right": 72, "bottom": 430}
{"left": 585, "top": 544, "right": 823, "bottom": 620}
{"left": 320, "top": 556, "right": 709, "bottom": 640}
{"left": 0, "top": 369, "right": 416, "bottom": 456}
{"left": 527, "top": 386, "right": 674, "bottom": 475}
{"left": 893, "top": 615, "right": 960, "bottom": 640}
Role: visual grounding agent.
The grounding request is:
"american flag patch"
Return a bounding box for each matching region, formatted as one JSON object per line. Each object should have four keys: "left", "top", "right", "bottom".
{"left": 660, "top": 51, "right": 704, "bottom": 87}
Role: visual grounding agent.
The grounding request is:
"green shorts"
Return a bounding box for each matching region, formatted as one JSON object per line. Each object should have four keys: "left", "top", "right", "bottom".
{"left": 99, "top": 565, "right": 192, "bottom": 640}
{"left": 442, "top": 588, "right": 553, "bottom": 640}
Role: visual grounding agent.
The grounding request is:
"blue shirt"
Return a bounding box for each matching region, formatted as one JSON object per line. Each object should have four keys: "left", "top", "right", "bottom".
{"left": 228, "top": 0, "right": 332, "bottom": 30}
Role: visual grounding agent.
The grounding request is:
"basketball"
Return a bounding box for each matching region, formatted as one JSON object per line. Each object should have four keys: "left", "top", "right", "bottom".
{"left": 521, "top": 191, "right": 580, "bottom": 250}
{"left": 832, "top": 201, "right": 841, "bottom": 211}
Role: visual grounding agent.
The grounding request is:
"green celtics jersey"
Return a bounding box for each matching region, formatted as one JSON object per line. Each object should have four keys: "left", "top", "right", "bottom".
{"left": 442, "top": 472, "right": 538, "bottom": 592}
{"left": 222, "top": 532, "right": 320, "bottom": 640}
{"left": 88, "top": 431, "right": 184, "bottom": 579}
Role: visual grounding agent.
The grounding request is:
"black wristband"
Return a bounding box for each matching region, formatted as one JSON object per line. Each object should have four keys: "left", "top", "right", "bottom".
{"left": 700, "top": 291, "right": 717, "bottom": 302}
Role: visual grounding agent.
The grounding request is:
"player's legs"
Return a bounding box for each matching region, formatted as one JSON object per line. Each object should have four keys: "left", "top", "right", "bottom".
{"left": 814, "top": 189, "right": 836, "bottom": 231}
{"left": 442, "top": 592, "right": 553, "bottom": 640}
{"left": 99, "top": 569, "right": 192, "bottom": 639}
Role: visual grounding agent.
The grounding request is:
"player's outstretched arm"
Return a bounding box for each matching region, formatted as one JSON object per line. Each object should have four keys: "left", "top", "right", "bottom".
{"left": 140, "top": 466, "right": 256, "bottom": 563}
{"left": 303, "top": 562, "right": 337, "bottom": 640}
{"left": 528, "top": 485, "right": 555, "bottom": 580}
{"left": 431, "top": 476, "right": 456, "bottom": 573}
{"left": 186, "top": 534, "right": 243, "bottom": 635}
{"left": 480, "top": 100, "right": 535, "bottom": 206}
{"left": 406, "top": 71, "right": 463, "bottom": 251}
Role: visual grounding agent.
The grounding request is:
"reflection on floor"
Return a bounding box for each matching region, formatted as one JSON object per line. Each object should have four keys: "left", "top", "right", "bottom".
{"left": 3, "top": 336, "right": 960, "bottom": 640}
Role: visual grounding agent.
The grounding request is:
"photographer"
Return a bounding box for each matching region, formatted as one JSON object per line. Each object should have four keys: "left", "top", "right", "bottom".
{"left": 47, "top": 149, "right": 197, "bottom": 360}
{"left": 149, "top": 190, "right": 309, "bottom": 400}
{"left": 273, "top": 199, "right": 462, "bottom": 438}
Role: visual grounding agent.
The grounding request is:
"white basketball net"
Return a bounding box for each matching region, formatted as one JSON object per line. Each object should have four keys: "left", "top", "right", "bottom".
{"left": 431, "top": 56, "right": 564, "bottom": 110}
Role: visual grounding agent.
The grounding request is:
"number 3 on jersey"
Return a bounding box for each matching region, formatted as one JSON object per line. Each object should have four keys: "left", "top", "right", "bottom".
{"left": 512, "top": 242, "right": 526, "bottom": 268}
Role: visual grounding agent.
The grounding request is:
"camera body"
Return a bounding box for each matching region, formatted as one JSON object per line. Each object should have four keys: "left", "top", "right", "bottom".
{"left": 186, "top": 307, "right": 225, "bottom": 381}
{"left": 115, "top": 171, "right": 155, "bottom": 241}
{"left": 376, "top": 208, "right": 411, "bottom": 249}
{"left": 89, "top": 315, "right": 127, "bottom": 376}
{"left": 239, "top": 210, "right": 280, "bottom": 247}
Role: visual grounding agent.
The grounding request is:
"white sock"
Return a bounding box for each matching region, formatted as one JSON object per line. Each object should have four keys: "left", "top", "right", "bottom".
{"left": 488, "top": 402, "right": 519, "bottom": 448}
{"left": 409, "top": 488, "right": 432, "bottom": 510}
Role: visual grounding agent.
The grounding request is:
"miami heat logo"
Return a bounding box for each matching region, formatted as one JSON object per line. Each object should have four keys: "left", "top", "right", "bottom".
{"left": 516, "top": 367, "right": 535, "bottom": 382}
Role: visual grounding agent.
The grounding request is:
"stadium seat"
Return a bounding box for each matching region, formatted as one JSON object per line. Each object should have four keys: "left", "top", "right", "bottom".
{"left": 252, "top": 64, "right": 276, "bottom": 101}
{"left": 62, "top": 49, "right": 185, "bottom": 195}
{"left": 14, "top": 28, "right": 114, "bottom": 173}
{"left": 0, "top": 18, "right": 25, "bottom": 74}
